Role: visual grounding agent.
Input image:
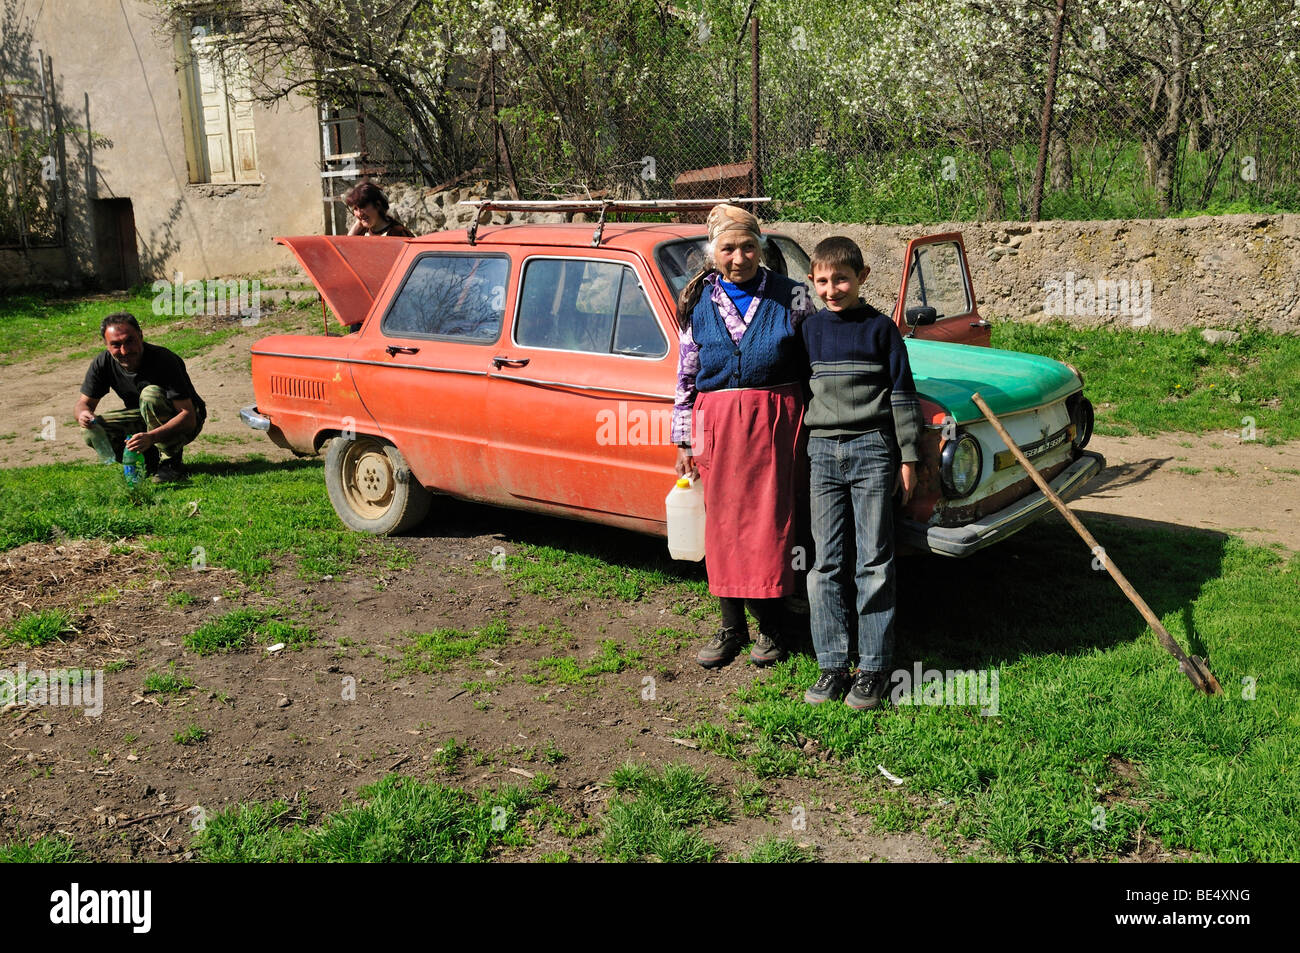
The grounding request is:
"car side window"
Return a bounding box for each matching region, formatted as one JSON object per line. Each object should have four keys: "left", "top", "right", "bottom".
{"left": 517, "top": 259, "right": 667, "bottom": 358}
{"left": 383, "top": 254, "right": 509, "bottom": 342}
{"left": 904, "top": 242, "right": 971, "bottom": 319}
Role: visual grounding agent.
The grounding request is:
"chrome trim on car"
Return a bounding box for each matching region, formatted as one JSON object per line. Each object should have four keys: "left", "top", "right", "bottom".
{"left": 239, "top": 406, "right": 272, "bottom": 431}
{"left": 900, "top": 451, "right": 1105, "bottom": 557}
{"left": 250, "top": 351, "right": 489, "bottom": 376}
{"left": 992, "top": 423, "right": 1075, "bottom": 472}
{"left": 491, "top": 372, "right": 674, "bottom": 401}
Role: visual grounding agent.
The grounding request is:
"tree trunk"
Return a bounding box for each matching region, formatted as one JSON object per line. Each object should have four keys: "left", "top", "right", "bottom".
{"left": 1049, "top": 118, "right": 1072, "bottom": 191}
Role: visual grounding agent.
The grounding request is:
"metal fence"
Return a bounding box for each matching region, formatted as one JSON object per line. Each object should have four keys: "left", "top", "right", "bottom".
{"left": 327, "top": 0, "right": 1300, "bottom": 224}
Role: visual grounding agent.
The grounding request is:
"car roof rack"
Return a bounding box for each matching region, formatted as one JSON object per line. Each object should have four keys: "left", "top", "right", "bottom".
{"left": 458, "top": 197, "right": 770, "bottom": 247}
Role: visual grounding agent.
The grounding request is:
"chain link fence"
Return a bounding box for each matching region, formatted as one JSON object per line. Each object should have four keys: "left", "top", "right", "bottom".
{"left": 327, "top": 0, "right": 1300, "bottom": 225}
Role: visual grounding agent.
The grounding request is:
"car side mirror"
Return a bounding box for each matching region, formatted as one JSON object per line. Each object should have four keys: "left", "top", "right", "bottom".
{"left": 906, "top": 306, "right": 938, "bottom": 327}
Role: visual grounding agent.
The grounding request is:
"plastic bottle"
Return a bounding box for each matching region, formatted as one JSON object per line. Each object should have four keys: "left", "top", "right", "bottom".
{"left": 87, "top": 416, "right": 117, "bottom": 465}
{"left": 122, "top": 442, "right": 145, "bottom": 487}
{"left": 665, "top": 476, "right": 706, "bottom": 561}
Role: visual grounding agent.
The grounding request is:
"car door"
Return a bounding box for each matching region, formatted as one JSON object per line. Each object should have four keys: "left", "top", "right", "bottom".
{"left": 485, "top": 251, "right": 677, "bottom": 526}
{"left": 350, "top": 249, "right": 513, "bottom": 501}
{"left": 892, "top": 234, "right": 991, "bottom": 346}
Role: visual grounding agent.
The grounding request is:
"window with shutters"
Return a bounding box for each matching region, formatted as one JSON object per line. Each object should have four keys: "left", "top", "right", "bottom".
{"left": 178, "top": 13, "right": 260, "bottom": 184}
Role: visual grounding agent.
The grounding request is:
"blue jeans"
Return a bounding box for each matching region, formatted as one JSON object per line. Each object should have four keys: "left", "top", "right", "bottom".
{"left": 807, "top": 430, "right": 897, "bottom": 672}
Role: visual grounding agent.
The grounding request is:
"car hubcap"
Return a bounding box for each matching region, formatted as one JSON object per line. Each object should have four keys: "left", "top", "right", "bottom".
{"left": 343, "top": 441, "right": 395, "bottom": 518}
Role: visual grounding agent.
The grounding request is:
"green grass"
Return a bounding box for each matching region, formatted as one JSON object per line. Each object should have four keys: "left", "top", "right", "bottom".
{"left": 0, "top": 456, "right": 381, "bottom": 584}
{"left": 167, "top": 591, "right": 196, "bottom": 607}
{"left": 3, "top": 608, "right": 74, "bottom": 647}
{"left": 525, "top": 638, "right": 640, "bottom": 685}
{"left": 143, "top": 665, "right": 194, "bottom": 696}
{"left": 735, "top": 836, "right": 819, "bottom": 863}
{"left": 991, "top": 323, "right": 1300, "bottom": 442}
{"left": 503, "top": 543, "right": 699, "bottom": 602}
{"left": 600, "top": 762, "right": 730, "bottom": 862}
{"left": 768, "top": 140, "right": 1300, "bottom": 225}
{"left": 192, "top": 775, "right": 552, "bottom": 862}
{"left": 173, "top": 723, "right": 207, "bottom": 746}
{"left": 397, "top": 618, "right": 510, "bottom": 674}
{"left": 183, "top": 608, "right": 311, "bottom": 655}
{"left": 0, "top": 835, "right": 78, "bottom": 862}
{"left": 0, "top": 286, "right": 314, "bottom": 367}
{"left": 717, "top": 524, "right": 1300, "bottom": 861}
{"left": 0, "top": 288, "right": 162, "bottom": 366}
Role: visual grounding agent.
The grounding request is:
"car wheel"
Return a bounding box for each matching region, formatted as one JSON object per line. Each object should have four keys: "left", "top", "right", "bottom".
{"left": 324, "top": 435, "right": 431, "bottom": 535}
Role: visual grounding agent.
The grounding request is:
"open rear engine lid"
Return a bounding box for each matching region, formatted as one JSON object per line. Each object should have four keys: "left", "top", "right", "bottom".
{"left": 274, "top": 235, "right": 408, "bottom": 327}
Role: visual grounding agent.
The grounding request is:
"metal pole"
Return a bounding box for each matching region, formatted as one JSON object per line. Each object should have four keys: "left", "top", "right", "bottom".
{"left": 750, "top": 17, "right": 760, "bottom": 199}
{"left": 1031, "top": 0, "right": 1068, "bottom": 222}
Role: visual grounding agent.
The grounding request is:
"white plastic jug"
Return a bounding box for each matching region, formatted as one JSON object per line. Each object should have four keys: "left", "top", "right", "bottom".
{"left": 665, "top": 476, "right": 706, "bottom": 561}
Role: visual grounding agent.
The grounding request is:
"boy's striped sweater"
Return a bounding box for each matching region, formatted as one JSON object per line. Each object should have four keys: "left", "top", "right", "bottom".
{"left": 800, "top": 301, "right": 925, "bottom": 463}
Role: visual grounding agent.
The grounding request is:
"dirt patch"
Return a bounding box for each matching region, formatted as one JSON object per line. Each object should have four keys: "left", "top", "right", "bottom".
{"left": 1081, "top": 432, "right": 1300, "bottom": 552}
{"left": 0, "top": 533, "right": 948, "bottom": 862}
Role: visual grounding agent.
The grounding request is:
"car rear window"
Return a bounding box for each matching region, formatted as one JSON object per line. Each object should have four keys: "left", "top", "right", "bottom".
{"left": 655, "top": 235, "right": 816, "bottom": 302}
{"left": 514, "top": 259, "right": 668, "bottom": 358}
{"left": 383, "top": 253, "right": 509, "bottom": 342}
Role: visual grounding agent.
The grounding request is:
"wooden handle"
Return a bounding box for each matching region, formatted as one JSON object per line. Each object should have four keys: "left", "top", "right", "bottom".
{"left": 969, "top": 392, "right": 1189, "bottom": 663}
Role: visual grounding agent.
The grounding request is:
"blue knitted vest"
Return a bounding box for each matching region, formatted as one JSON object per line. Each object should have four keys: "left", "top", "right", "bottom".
{"left": 693, "top": 271, "right": 804, "bottom": 392}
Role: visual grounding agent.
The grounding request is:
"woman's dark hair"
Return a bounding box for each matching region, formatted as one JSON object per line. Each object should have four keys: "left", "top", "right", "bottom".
{"left": 101, "top": 312, "right": 142, "bottom": 338}
{"left": 344, "top": 181, "right": 390, "bottom": 214}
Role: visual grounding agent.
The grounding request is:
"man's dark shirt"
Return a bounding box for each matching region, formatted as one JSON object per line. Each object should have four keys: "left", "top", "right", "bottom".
{"left": 82, "top": 342, "right": 206, "bottom": 416}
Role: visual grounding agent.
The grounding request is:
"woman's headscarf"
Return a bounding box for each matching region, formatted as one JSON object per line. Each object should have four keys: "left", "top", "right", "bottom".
{"left": 678, "top": 204, "right": 764, "bottom": 329}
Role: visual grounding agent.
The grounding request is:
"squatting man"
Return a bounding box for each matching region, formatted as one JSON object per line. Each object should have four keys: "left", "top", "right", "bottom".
{"left": 74, "top": 312, "right": 207, "bottom": 482}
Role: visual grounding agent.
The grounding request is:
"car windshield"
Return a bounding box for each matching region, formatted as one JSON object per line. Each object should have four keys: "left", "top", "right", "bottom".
{"left": 655, "top": 235, "right": 820, "bottom": 307}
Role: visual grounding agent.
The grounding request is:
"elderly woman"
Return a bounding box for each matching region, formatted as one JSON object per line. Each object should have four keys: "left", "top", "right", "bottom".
{"left": 673, "top": 204, "right": 814, "bottom": 669}
{"left": 344, "top": 182, "right": 414, "bottom": 237}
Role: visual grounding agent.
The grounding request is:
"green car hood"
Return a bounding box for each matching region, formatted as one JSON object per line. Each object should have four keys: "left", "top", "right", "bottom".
{"left": 905, "top": 339, "right": 1082, "bottom": 424}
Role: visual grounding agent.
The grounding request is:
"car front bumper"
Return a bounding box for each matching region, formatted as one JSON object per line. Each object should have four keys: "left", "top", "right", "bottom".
{"left": 900, "top": 450, "right": 1106, "bottom": 557}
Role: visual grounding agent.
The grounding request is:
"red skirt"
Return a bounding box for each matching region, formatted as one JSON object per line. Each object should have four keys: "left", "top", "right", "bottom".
{"left": 692, "top": 383, "right": 807, "bottom": 598}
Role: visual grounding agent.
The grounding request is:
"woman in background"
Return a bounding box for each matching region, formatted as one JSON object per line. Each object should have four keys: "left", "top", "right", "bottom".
{"left": 344, "top": 182, "right": 414, "bottom": 237}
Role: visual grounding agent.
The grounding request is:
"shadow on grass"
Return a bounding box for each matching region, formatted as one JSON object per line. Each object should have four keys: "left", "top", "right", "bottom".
{"left": 895, "top": 512, "right": 1231, "bottom": 673}
{"left": 398, "top": 489, "right": 1232, "bottom": 673}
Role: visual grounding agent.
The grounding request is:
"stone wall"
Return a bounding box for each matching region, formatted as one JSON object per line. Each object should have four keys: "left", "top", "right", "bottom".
{"left": 776, "top": 215, "right": 1300, "bottom": 334}
{"left": 369, "top": 180, "right": 1300, "bottom": 335}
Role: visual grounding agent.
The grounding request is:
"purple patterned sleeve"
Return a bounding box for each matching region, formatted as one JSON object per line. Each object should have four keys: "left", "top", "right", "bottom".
{"left": 671, "top": 324, "right": 700, "bottom": 446}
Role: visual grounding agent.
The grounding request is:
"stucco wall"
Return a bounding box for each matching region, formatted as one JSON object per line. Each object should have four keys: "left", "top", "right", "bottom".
{"left": 9, "top": 0, "right": 321, "bottom": 287}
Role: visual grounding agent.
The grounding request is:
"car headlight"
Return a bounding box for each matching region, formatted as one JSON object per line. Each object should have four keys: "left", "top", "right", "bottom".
{"left": 1068, "top": 395, "right": 1094, "bottom": 449}
{"left": 940, "top": 432, "right": 982, "bottom": 498}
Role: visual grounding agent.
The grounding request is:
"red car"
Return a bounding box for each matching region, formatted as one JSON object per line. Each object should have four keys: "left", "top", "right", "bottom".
{"left": 242, "top": 206, "right": 1101, "bottom": 556}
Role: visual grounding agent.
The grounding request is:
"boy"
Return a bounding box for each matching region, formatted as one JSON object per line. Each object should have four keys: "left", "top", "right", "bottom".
{"left": 799, "top": 237, "right": 923, "bottom": 709}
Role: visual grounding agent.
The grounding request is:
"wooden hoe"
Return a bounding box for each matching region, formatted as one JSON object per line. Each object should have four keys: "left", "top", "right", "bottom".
{"left": 971, "top": 392, "right": 1223, "bottom": 696}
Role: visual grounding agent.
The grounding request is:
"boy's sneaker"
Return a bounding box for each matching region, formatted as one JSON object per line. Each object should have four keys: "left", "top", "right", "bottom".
{"left": 749, "top": 630, "right": 785, "bottom": 666}
{"left": 804, "top": 668, "right": 852, "bottom": 705}
{"left": 696, "top": 627, "right": 747, "bottom": 669}
{"left": 845, "top": 669, "right": 891, "bottom": 711}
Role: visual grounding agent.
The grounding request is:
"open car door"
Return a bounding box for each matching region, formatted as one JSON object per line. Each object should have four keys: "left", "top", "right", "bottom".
{"left": 891, "top": 233, "right": 991, "bottom": 346}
